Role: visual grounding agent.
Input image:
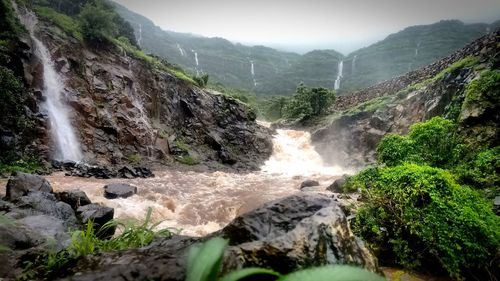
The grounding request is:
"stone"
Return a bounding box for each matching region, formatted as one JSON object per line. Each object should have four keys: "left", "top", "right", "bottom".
{"left": 220, "top": 194, "right": 378, "bottom": 274}
{"left": 5, "top": 172, "right": 52, "bottom": 201}
{"left": 327, "top": 175, "right": 348, "bottom": 193}
{"left": 299, "top": 179, "right": 319, "bottom": 189}
{"left": 56, "top": 190, "right": 92, "bottom": 210}
{"left": 76, "top": 203, "right": 115, "bottom": 239}
{"left": 103, "top": 183, "right": 137, "bottom": 199}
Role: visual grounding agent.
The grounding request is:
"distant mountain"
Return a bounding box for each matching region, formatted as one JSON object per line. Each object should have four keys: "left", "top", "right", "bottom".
{"left": 340, "top": 20, "right": 495, "bottom": 92}
{"left": 114, "top": 3, "right": 497, "bottom": 95}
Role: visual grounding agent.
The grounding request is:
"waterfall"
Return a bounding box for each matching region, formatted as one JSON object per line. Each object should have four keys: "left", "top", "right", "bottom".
{"left": 415, "top": 42, "right": 421, "bottom": 57}
{"left": 334, "top": 60, "right": 343, "bottom": 90}
{"left": 351, "top": 55, "right": 357, "bottom": 75}
{"left": 250, "top": 60, "right": 257, "bottom": 87}
{"left": 192, "top": 49, "right": 200, "bottom": 75}
{"left": 17, "top": 7, "right": 83, "bottom": 161}
{"left": 137, "top": 23, "right": 142, "bottom": 47}
{"left": 177, "top": 43, "right": 185, "bottom": 56}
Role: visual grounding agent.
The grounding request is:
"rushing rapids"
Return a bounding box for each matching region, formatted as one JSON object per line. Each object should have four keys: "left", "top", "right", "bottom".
{"left": 43, "top": 128, "right": 350, "bottom": 236}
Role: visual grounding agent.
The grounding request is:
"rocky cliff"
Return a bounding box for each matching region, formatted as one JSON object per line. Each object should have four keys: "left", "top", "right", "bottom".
{"left": 13, "top": 6, "right": 272, "bottom": 170}
{"left": 312, "top": 31, "right": 500, "bottom": 169}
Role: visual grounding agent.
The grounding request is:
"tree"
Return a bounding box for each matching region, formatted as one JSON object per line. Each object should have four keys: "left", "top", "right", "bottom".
{"left": 283, "top": 83, "right": 335, "bottom": 119}
{"left": 78, "top": 0, "right": 116, "bottom": 44}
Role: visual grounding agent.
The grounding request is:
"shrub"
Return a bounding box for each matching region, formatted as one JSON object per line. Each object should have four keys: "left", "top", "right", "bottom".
{"left": 193, "top": 74, "right": 209, "bottom": 88}
{"left": 455, "top": 146, "right": 499, "bottom": 194}
{"left": 78, "top": 0, "right": 116, "bottom": 45}
{"left": 376, "top": 117, "right": 463, "bottom": 168}
{"left": 350, "top": 163, "right": 499, "bottom": 279}
{"left": 284, "top": 83, "right": 336, "bottom": 120}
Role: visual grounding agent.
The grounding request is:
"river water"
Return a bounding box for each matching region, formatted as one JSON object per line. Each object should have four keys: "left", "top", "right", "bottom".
{"left": 41, "top": 129, "right": 350, "bottom": 236}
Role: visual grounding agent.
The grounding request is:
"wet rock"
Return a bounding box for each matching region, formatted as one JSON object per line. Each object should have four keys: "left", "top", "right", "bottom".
{"left": 18, "top": 215, "right": 71, "bottom": 250}
{"left": 220, "top": 194, "right": 378, "bottom": 274}
{"left": 327, "top": 175, "right": 348, "bottom": 193}
{"left": 299, "top": 179, "right": 319, "bottom": 189}
{"left": 103, "top": 183, "right": 137, "bottom": 199}
{"left": 5, "top": 172, "right": 52, "bottom": 201}
{"left": 494, "top": 196, "right": 500, "bottom": 215}
{"left": 56, "top": 190, "right": 92, "bottom": 210}
{"left": 13, "top": 192, "right": 78, "bottom": 228}
{"left": 117, "top": 166, "right": 154, "bottom": 179}
{"left": 76, "top": 204, "right": 115, "bottom": 239}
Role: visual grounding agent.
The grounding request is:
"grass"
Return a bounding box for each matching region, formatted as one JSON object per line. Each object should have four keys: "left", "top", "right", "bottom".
{"left": 18, "top": 208, "right": 177, "bottom": 280}
{"left": 175, "top": 155, "right": 200, "bottom": 166}
{"left": 126, "top": 154, "right": 142, "bottom": 165}
{"left": 343, "top": 96, "right": 392, "bottom": 116}
{"left": 33, "top": 6, "right": 83, "bottom": 41}
{"left": 0, "top": 158, "right": 46, "bottom": 175}
{"left": 112, "top": 37, "right": 195, "bottom": 84}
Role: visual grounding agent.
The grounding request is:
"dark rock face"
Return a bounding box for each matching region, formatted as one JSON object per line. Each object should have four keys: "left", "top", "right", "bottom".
{"left": 22, "top": 20, "right": 272, "bottom": 170}
{"left": 76, "top": 204, "right": 115, "bottom": 238}
{"left": 52, "top": 161, "right": 156, "bottom": 179}
{"left": 103, "top": 183, "right": 137, "bottom": 199}
{"left": 66, "top": 194, "right": 377, "bottom": 281}
{"left": 299, "top": 179, "right": 320, "bottom": 189}
{"left": 327, "top": 176, "right": 348, "bottom": 193}
{"left": 220, "top": 194, "right": 378, "bottom": 274}
{"left": 5, "top": 171, "right": 52, "bottom": 200}
{"left": 56, "top": 190, "right": 92, "bottom": 210}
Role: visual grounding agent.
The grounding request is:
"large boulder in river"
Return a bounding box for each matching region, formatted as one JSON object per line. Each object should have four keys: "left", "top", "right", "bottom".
{"left": 76, "top": 203, "right": 115, "bottom": 238}
{"left": 220, "top": 194, "right": 378, "bottom": 273}
{"left": 103, "top": 183, "right": 137, "bottom": 199}
{"left": 4, "top": 171, "right": 52, "bottom": 201}
{"left": 56, "top": 190, "right": 92, "bottom": 210}
{"left": 64, "top": 194, "right": 377, "bottom": 281}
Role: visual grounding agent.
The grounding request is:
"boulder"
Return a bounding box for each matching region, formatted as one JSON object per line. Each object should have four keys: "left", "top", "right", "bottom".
{"left": 103, "top": 183, "right": 137, "bottom": 199}
{"left": 4, "top": 172, "right": 52, "bottom": 201}
{"left": 76, "top": 203, "right": 115, "bottom": 239}
{"left": 327, "top": 175, "right": 348, "bottom": 193}
{"left": 299, "top": 179, "right": 320, "bottom": 189}
{"left": 56, "top": 190, "right": 92, "bottom": 210}
{"left": 220, "top": 194, "right": 378, "bottom": 274}
{"left": 13, "top": 192, "right": 78, "bottom": 227}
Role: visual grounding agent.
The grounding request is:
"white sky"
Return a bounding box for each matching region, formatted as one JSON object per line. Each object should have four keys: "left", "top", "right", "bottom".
{"left": 114, "top": 0, "right": 500, "bottom": 54}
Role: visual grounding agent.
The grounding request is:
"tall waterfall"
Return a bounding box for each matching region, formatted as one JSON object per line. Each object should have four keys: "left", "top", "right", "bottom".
{"left": 192, "top": 49, "right": 200, "bottom": 75}
{"left": 137, "top": 23, "right": 142, "bottom": 47}
{"left": 250, "top": 60, "right": 257, "bottom": 87}
{"left": 351, "top": 55, "right": 357, "bottom": 75}
{"left": 177, "top": 43, "right": 185, "bottom": 56}
{"left": 18, "top": 9, "right": 83, "bottom": 161}
{"left": 334, "top": 60, "right": 343, "bottom": 90}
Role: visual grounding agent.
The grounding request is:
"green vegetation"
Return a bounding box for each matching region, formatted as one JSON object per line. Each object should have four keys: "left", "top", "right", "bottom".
{"left": 343, "top": 96, "right": 391, "bottom": 116}
{"left": 186, "top": 237, "right": 385, "bottom": 281}
{"left": 461, "top": 69, "right": 500, "bottom": 116}
{"left": 283, "top": 83, "right": 336, "bottom": 120}
{"left": 0, "top": 158, "right": 45, "bottom": 175}
{"left": 344, "top": 117, "right": 500, "bottom": 279}
{"left": 78, "top": 0, "right": 116, "bottom": 44}
{"left": 193, "top": 74, "right": 209, "bottom": 88}
{"left": 19, "top": 208, "right": 175, "bottom": 280}
{"left": 175, "top": 155, "right": 200, "bottom": 166}
{"left": 126, "top": 153, "right": 142, "bottom": 164}
{"left": 33, "top": 6, "right": 82, "bottom": 40}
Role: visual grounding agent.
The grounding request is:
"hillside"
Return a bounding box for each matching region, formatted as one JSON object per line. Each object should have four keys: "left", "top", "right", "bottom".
{"left": 114, "top": 3, "right": 497, "bottom": 96}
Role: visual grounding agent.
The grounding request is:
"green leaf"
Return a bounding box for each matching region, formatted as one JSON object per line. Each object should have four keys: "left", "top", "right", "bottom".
{"left": 219, "top": 268, "right": 281, "bottom": 281}
{"left": 186, "top": 237, "right": 228, "bottom": 281}
{"left": 278, "top": 266, "right": 386, "bottom": 281}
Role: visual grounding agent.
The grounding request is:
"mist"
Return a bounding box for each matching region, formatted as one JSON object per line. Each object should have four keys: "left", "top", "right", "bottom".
{"left": 113, "top": 0, "right": 500, "bottom": 54}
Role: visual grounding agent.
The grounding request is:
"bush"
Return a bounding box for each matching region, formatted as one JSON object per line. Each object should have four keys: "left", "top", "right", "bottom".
{"left": 34, "top": 6, "right": 82, "bottom": 41}
{"left": 78, "top": 0, "right": 116, "bottom": 44}
{"left": 455, "top": 146, "right": 499, "bottom": 194}
{"left": 376, "top": 117, "right": 463, "bottom": 168}
{"left": 284, "top": 83, "right": 336, "bottom": 120}
{"left": 350, "top": 163, "right": 499, "bottom": 279}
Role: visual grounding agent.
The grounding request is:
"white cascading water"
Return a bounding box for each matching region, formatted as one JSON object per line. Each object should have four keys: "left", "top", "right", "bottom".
{"left": 191, "top": 49, "right": 200, "bottom": 75}
{"left": 415, "top": 42, "right": 421, "bottom": 56}
{"left": 177, "top": 43, "right": 185, "bottom": 56}
{"left": 351, "top": 55, "right": 357, "bottom": 75}
{"left": 334, "top": 60, "right": 344, "bottom": 90}
{"left": 18, "top": 9, "right": 83, "bottom": 161}
{"left": 46, "top": 126, "right": 350, "bottom": 236}
{"left": 250, "top": 60, "right": 257, "bottom": 87}
{"left": 137, "top": 23, "right": 142, "bottom": 47}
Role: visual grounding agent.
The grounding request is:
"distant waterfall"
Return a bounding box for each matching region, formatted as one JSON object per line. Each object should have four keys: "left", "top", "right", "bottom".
{"left": 415, "top": 42, "right": 421, "bottom": 57}
{"left": 18, "top": 8, "right": 83, "bottom": 161}
{"left": 250, "top": 60, "right": 257, "bottom": 87}
{"left": 334, "top": 60, "right": 343, "bottom": 90}
{"left": 351, "top": 55, "right": 357, "bottom": 75}
{"left": 192, "top": 49, "right": 200, "bottom": 75}
{"left": 177, "top": 43, "right": 185, "bottom": 56}
{"left": 137, "top": 23, "right": 142, "bottom": 47}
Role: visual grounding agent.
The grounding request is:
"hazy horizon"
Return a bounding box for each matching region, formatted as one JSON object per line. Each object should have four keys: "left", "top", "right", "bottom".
{"left": 113, "top": 0, "right": 500, "bottom": 54}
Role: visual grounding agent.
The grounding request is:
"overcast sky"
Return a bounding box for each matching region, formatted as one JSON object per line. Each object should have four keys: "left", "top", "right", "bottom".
{"left": 114, "top": 0, "right": 500, "bottom": 54}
